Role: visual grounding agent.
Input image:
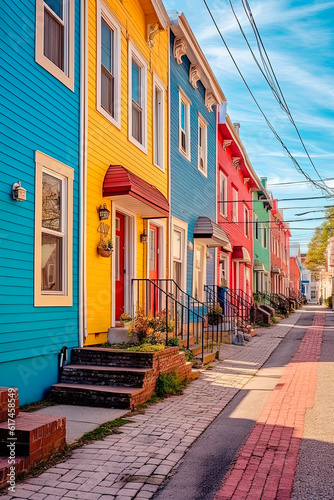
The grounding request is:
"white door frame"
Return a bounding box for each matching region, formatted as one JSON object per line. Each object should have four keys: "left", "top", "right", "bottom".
{"left": 171, "top": 217, "right": 188, "bottom": 292}
{"left": 146, "top": 219, "right": 166, "bottom": 281}
{"left": 111, "top": 202, "right": 137, "bottom": 327}
{"left": 193, "top": 241, "right": 207, "bottom": 301}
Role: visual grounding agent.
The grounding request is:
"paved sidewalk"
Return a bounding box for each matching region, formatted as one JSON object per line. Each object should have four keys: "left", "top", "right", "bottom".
{"left": 4, "top": 313, "right": 302, "bottom": 500}
{"left": 215, "top": 312, "right": 324, "bottom": 500}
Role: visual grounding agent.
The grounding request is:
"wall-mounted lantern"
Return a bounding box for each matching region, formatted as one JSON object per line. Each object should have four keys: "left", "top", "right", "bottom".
{"left": 12, "top": 181, "right": 27, "bottom": 201}
{"left": 98, "top": 203, "right": 110, "bottom": 220}
{"left": 140, "top": 229, "right": 148, "bottom": 243}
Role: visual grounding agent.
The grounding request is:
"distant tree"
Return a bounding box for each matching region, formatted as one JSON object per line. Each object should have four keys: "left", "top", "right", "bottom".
{"left": 305, "top": 208, "right": 334, "bottom": 270}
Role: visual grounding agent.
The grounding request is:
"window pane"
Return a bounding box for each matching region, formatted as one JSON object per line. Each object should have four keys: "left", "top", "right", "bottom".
{"left": 101, "top": 66, "right": 114, "bottom": 115}
{"left": 180, "top": 102, "right": 185, "bottom": 130}
{"left": 149, "top": 229, "right": 156, "bottom": 271}
{"left": 132, "top": 102, "right": 142, "bottom": 143}
{"left": 44, "top": 8, "right": 64, "bottom": 70}
{"left": 173, "top": 230, "right": 181, "bottom": 260}
{"left": 45, "top": 0, "right": 63, "bottom": 19}
{"left": 42, "top": 172, "right": 62, "bottom": 231}
{"left": 101, "top": 19, "right": 113, "bottom": 74}
{"left": 154, "top": 86, "right": 163, "bottom": 166}
{"left": 132, "top": 60, "right": 140, "bottom": 104}
{"left": 41, "top": 233, "right": 62, "bottom": 291}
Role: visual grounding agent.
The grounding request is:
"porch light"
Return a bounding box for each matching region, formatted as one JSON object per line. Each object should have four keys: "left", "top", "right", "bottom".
{"left": 140, "top": 229, "right": 148, "bottom": 243}
{"left": 98, "top": 203, "right": 110, "bottom": 220}
{"left": 12, "top": 181, "right": 27, "bottom": 201}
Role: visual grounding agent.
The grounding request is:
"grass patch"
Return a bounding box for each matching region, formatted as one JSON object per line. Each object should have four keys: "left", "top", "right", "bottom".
{"left": 270, "top": 316, "right": 278, "bottom": 324}
{"left": 19, "top": 399, "right": 57, "bottom": 412}
{"left": 78, "top": 417, "right": 132, "bottom": 442}
{"left": 205, "top": 364, "right": 214, "bottom": 370}
{"left": 155, "top": 371, "right": 189, "bottom": 398}
{"left": 127, "top": 343, "right": 164, "bottom": 352}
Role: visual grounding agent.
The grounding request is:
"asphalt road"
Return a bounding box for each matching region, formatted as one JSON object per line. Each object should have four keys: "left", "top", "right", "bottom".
{"left": 154, "top": 307, "right": 316, "bottom": 500}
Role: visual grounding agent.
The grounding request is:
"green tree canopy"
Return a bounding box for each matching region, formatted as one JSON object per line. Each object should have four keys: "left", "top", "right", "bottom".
{"left": 305, "top": 207, "right": 334, "bottom": 270}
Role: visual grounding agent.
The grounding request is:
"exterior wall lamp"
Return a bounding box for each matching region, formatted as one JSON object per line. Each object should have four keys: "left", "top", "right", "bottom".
{"left": 97, "top": 203, "right": 110, "bottom": 220}
{"left": 12, "top": 181, "right": 27, "bottom": 201}
{"left": 140, "top": 229, "right": 148, "bottom": 243}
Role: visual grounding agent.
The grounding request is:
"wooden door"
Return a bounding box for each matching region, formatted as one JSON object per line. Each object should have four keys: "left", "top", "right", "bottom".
{"left": 115, "top": 212, "right": 125, "bottom": 320}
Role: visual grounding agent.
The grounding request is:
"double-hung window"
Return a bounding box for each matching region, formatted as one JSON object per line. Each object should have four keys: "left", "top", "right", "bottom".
{"left": 179, "top": 89, "right": 191, "bottom": 160}
{"left": 254, "top": 214, "right": 259, "bottom": 239}
{"left": 34, "top": 151, "right": 74, "bottom": 307}
{"left": 244, "top": 207, "right": 249, "bottom": 237}
{"left": 220, "top": 171, "right": 227, "bottom": 217}
{"left": 153, "top": 75, "right": 165, "bottom": 170}
{"left": 128, "top": 41, "right": 147, "bottom": 153}
{"left": 35, "top": 0, "right": 74, "bottom": 90}
{"left": 262, "top": 224, "right": 267, "bottom": 248}
{"left": 198, "top": 114, "right": 207, "bottom": 175}
{"left": 232, "top": 187, "right": 238, "bottom": 222}
{"left": 97, "top": 4, "right": 121, "bottom": 128}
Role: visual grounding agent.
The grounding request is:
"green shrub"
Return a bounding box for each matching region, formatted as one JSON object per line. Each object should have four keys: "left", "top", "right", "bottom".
{"left": 155, "top": 371, "right": 188, "bottom": 398}
{"left": 167, "top": 337, "right": 180, "bottom": 346}
{"left": 325, "top": 296, "right": 332, "bottom": 308}
{"left": 127, "top": 343, "right": 164, "bottom": 352}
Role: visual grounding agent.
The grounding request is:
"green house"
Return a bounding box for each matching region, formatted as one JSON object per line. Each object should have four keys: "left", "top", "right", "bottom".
{"left": 253, "top": 178, "right": 272, "bottom": 294}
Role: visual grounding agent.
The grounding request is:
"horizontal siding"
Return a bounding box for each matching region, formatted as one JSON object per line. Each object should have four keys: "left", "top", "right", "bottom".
{"left": 0, "top": 0, "right": 81, "bottom": 404}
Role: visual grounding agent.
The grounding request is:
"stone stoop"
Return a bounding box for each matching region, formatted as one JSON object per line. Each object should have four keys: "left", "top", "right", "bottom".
{"left": 50, "top": 346, "right": 194, "bottom": 410}
{"left": 0, "top": 388, "right": 66, "bottom": 490}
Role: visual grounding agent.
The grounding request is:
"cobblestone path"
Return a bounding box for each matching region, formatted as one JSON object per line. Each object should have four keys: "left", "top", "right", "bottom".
{"left": 4, "top": 313, "right": 302, "bottom": 500}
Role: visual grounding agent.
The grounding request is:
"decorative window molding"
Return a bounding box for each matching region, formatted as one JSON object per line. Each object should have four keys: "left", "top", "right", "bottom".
{"left": 198, "top": 113, "right": 207, "bottom": 176}
{"left": 34, "top": 151, "right": 74, "bottom": 307}
{"left": 232, "top": 187, "right": 238, "bottom": 223}
{"left": 96, "top": 1, "right": 121, "bottom": 129}
{"left": 174, "top": 37, "right": 187, "bottom": 65}
{"left": 219, "top": 171, "right": 227, "bottom": 218}
{"left": 244, "top": 206, "right": 249, "bottom": 238}
{"left": 232, "top": 157, "right": 241, "bottom": 168}
{"left": 35, "top": 0, "right": 75, "bottom": 91}
{"left": 153, "top": 74, "right": 165, "bottom": 171}
{"left": 223, "top": 139, "right": 233, "bottom": 151}
{"left": 205, "top": 90, "right": 217, "bottom": 112}
{"left": 128, "top": 40, "right": 148, "bottom": 154}
{"left": 189, "top": 64, "right": 201, "bottom": 89}
{"left": 179, "top": 88, "right": 191, "bottom": 161}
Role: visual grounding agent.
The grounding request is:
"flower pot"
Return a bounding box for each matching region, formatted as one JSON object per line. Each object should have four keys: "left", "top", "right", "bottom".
{"left": 97, "top": 246, "right": 112, "bottom": 257}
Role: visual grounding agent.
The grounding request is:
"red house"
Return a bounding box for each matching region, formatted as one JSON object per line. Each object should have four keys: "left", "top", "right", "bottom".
{"left": 217, "top": 109, "right": 262, "bottom": 298}
{"left": 270, "top": 200, "right": 291, "bottom": 296}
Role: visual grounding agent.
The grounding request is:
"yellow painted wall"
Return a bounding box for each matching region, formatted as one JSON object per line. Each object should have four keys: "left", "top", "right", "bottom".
{"left": 85, "top": 0, "right": 169, "bottom": 344}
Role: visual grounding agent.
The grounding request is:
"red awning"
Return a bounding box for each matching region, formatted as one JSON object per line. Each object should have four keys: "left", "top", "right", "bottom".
{"left": 103, "top": 165, "right": 169, "bottom": 218}
{"left": 232, "top": 246, "right": 251, "bottom": 263}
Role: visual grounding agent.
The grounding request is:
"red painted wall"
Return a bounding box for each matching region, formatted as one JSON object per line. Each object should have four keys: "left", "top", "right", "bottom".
{"left": 290, "top": 257, "right": 300, "bottom": 292}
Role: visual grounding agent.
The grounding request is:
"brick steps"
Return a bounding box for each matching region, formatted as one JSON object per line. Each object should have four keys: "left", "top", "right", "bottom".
{"left": 188, "top": 344, "right": 202, "bottom": 356}
{"left": 71, "top": 347, "right": 156, "bottom": 368}
{"left": 61, "top": 364, "right": 153, "bottom": 388}
{"left": 0, "top": 456, "right": 28, "bottom": 490}
{"left": 51, "top": 383, "right": 145, "bottom": 409}
{"left": 196, "top": 352, "right": 216, "bottom": 365}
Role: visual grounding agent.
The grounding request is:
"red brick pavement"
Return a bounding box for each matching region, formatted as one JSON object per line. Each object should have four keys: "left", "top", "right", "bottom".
{"left": 215, "top": 313, "right": 325, "bottom": 500}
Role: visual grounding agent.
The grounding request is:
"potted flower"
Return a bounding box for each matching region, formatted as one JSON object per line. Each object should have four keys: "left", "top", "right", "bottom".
{"left": 97, "top": 238, "right": 113, "bottom": 257}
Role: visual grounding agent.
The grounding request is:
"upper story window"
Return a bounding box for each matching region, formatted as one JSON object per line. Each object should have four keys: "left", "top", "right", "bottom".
{"left": 34, "top": 151, "right": 74, "bottom": 307}
{"left": 153, "top": 75, "right": 165, "bottom": 170}
{"left": 220, "top": 171, "right": 227, "bottom": 217}
{"left": 244, "top": 207, "right": 249, "bottom": 237}
{"left": 35, "top": 0, "right": 75, "bottom": 90}
{"left": 97, "top": 4, "right": 121, "bottom": 128}
{"left": 232, "top": 187, "right": 238, "bottom": 223}
{"left": 262, "top": 224, "right": 267, "bottom": 248}
{"left": 179, "top": 89, "right": 191, "bottom": 161}
{"left": 254, "top": 214, "right": 259, "bottom": 239}
{"left": 128, "top": 41, "right": 147, "bottom": 153}
{"left": 198, "top": 114, "right": 207, "bottom": 176}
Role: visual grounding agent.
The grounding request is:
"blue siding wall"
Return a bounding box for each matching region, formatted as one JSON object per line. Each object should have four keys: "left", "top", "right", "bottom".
{"left": 170, "top": 32, "right": 216, "bottom": 296}
{"left": 0, "top": 1, "right": 81, "bottom": 404}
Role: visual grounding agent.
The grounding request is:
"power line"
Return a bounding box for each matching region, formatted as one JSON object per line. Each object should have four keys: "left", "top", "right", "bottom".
{"left": 218, "top": 194, "right": 332, "bottom": 203}
{"left": 202, "top": 0, "right": 334, "bottom": 196}
{"left": 268, "top": 177, "right": 334, "bottom": 187}
{"left": 221, "top": 216, "right": 334, "bottom": 224}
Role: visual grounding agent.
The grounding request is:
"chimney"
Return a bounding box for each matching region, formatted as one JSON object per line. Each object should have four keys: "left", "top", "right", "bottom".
{"left": 233, "top": 122, "right": 240, "bottom": 136}
{"left": 261, "top": 177, "right": 267, "bottom": 189}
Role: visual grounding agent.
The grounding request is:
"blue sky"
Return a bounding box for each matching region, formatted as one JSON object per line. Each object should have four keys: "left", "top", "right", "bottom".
{"left": 165, "top": 0, "right": 334, "bottom": 253}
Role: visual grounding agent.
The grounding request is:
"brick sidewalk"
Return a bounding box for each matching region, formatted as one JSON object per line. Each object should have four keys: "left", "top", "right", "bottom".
{"left": 3, "top": 313, "right": 302, "bottom": 500}
{"left": 215, "top": 313, "right": 324, "bottom": 500}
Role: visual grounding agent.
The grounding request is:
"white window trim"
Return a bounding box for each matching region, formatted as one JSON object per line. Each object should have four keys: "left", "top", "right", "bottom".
{"left": 262, "top": 223, "right": 267, "bottom": 248}
{"left": 219, "top": 171, "right": 227, "bottom": 218}
{"left": 193, "top": 242, "right": 206, "bottom": 302}
{"left": 96, "top": 0, "right": 121, "bottom": 129}
{"left": 244, "top": 206, "right": 249, "bottom": 238}
{"left": 232, "top": 187, "right": 238, "bottom": 223}
{"left": 198, "top": 112, "right": 207, "bottom": 177}
{"left": 152, "top": 73, "right": 165, "bottom": 172}
{"left": 146, "top": 219, "right": 166, "bottom": 280}
{"left": 35, "top": 0, "right": 75, "bottom": 91}
{"left": 178, "top": 87, "right": 191, "bottom": 161}
{"left": 34, "top": 151, "right": 74, "bottom": 307}
{"left": 171, "top": 217, "right": 188, "bottom": 292}
{"left": 254, "top": 213, "right": 259, "bottom": 239}
{"left": 128, "top": 40, "right": 147, "bottom": 154}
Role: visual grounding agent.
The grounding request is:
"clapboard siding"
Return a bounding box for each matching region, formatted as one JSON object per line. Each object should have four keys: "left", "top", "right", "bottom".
{"left": 0, "top": 0, "right": 81, "bottom": 404}
{"left": 169, "top": 31, "right": 217, "bottom": 297}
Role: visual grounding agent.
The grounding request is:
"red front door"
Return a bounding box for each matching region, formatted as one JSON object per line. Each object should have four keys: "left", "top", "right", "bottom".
{"left": 149, "top": 225, "right": 159, "bottom": 315}
{"left": 115, "top": 212, "right": 125, "bottom": 320}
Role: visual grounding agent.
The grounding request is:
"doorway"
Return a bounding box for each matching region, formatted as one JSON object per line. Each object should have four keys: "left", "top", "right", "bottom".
{"left": 115, "top": 212, "right": 125, "bottom": 320}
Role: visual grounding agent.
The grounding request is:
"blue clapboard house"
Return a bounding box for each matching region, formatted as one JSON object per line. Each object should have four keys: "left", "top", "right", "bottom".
{"left": 168, "top": 11, "right": 228, "bottom": 303}
{"left": 0, "top": 0, "right": 81, "bottom": 404}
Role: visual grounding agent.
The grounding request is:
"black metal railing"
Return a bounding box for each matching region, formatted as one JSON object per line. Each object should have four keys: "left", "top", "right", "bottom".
{"left": 132, "top": 279, "right": 236, "bottom": 361}
{"left": 204, "top": 285, "right": 252, "bottom": 330}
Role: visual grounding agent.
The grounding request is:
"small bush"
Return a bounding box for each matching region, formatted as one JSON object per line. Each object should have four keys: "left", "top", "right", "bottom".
{"left": 127, "top": 343, "right": 164, "bottom": 352}
{"left": 155, "top": 371, "right": 188, "bottom": 398}
{"left": 167, "top": 337, "right": 180, "bottom": 346}
{"left": 325, "top": 296, "right": 332, "bottom": 308}
{"left": 270, "top": 316, "right": 278, "bottom": 324}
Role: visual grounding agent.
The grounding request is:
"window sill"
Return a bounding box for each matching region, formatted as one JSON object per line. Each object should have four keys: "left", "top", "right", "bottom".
{"left": 198, "top": 166, "right": 208, "bottom": 177}
{"left": 129, "top": 135, "right": 147, "bottom": 155}
{"left": 179, "top": 147, "right": 191, "bottom": 162}
{"left": 35, "top": 54, "right": 74, "bottom": 92}
{"left": 97, "top": 105, "right": 121, "bottom": 130}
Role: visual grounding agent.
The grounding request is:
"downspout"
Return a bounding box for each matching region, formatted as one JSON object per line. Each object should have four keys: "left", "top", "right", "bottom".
{"left": 167, "top": 28, "right": 172, "bottom": 279}
{"left": 79, "top": 0, "right": 88, "bottom": 347}
{"left": 214, "top": 104, "right": 218, "bottom": 286}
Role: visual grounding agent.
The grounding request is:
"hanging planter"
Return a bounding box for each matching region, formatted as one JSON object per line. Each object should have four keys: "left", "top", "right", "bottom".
{"left": 97, "top": 238, "right": 113, "bottom": 258}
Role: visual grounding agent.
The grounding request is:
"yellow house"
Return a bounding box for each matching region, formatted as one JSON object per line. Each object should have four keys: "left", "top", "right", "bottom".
{"left": 83, "top": 0, "right": 170, "bottom": 345}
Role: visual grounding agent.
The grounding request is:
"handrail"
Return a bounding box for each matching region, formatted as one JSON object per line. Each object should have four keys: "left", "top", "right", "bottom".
{"left": 205, "top": 285, "right": 251, "bottom": 329}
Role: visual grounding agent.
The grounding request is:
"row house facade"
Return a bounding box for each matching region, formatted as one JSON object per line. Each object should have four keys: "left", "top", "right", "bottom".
{"left": 1, "top": 0, "right": 81, "bottom": 404}
{"left": 270, "top": 200, "right": 291, "bottom": 295}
